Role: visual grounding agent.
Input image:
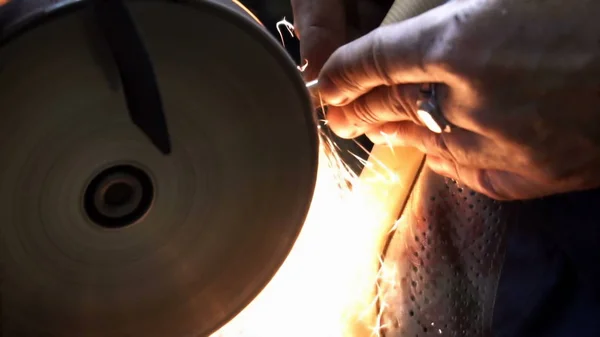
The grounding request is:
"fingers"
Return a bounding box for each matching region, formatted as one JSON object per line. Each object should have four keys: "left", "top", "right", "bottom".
{"left": 290, "top": 0, "right": 347, "bottom": 80}
{"left": 366, "top": 122, "right": 506, "bottom": 170}
{"left": 425, "top": 157, "right": 582, "bottom": 201}
{"left": 426, "top": 156, "right": 544, "bottom": 201}
{"left": 364, "top": 121, "right": 573, "bottom": 201}
{"left": 366, "top": 123, "right": 583, "bottom": 201}
{"left": 426, "top": 156, "right": 511, "bottom": 200}
{"left": 367, "top": 122, "right": 464, "bottom": 162}
{"left": 317, "top": 3, "right": 456, "bottom": 105}
{"left": 325, "top": 84, "right": 421, "bottom": 138}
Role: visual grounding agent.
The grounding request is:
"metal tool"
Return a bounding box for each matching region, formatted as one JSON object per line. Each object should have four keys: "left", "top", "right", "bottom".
{"left": 306, "top": 80, "right": 452, "bottom": 134}
{"left": 416, "top": 83, "right": 452, "bottom": 133}
{"left": 305, "top": 79, "right": 319, "bottom": 90}
{"left": 0, "top": 0, "right": 317, "bottom": 336}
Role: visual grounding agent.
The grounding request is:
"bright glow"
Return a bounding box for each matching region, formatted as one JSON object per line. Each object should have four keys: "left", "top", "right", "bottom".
{"left": 211, "top": 9, "right": 407, "bottom": 337}
{"left": 231, "top": 0, "right": 264, "bottom": 27}
{"left": 211, "top": 145, "right": 400, "bottom": 337}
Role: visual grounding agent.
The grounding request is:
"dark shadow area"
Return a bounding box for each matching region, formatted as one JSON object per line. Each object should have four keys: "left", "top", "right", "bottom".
{"left": 242, "top": 0, "right": 374, "bottom": 175}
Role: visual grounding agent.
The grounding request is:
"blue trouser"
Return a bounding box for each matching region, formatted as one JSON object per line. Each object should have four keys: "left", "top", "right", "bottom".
{"left": 493, "top": 189, "right": 600, "bottom": 337}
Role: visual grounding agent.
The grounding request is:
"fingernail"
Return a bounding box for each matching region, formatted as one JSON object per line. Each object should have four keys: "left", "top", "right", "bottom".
{"left": 320, "top": 96, "right": 348, "bottom": 107}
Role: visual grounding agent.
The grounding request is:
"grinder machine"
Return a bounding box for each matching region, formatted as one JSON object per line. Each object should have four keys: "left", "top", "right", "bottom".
{"left": 0, "top": 0, "right": 317, "bottom": 336}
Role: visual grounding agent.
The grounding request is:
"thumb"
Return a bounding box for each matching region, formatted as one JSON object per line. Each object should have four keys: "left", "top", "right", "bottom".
{"left": 290, "top": 0, "right": 347, "bottom": 81}
{"left": 317, "top": 2, "right": 456, "bottom": 105}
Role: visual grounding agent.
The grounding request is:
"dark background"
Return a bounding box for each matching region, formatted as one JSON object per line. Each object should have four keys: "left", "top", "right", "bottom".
{"left": 240, "top": 0, "right": 373, "bottom": 174}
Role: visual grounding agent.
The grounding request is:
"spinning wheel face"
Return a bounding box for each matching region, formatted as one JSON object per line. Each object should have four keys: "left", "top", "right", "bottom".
{"left": 0, "top": 1, "right": 318, "bottom": 336}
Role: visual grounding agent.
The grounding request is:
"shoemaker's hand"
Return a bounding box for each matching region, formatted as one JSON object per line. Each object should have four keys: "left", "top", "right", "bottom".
{"left": 290, "top": 0, "right": 393, "bottom": 80}
{"left": 318, "top": 0, "right": 600, "bottom": 200}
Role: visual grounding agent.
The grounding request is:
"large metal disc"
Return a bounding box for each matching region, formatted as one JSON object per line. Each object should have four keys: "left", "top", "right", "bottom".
{"left": 0, "top": 1, "right": 318, "bottom": 336}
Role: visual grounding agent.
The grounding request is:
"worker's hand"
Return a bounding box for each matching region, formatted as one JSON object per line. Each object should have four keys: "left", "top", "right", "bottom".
{"left": 290, "top": 0, "right": 393, "bottom": 80}
{"left": 317, "top": 0, "right": 600, "bottom": 200}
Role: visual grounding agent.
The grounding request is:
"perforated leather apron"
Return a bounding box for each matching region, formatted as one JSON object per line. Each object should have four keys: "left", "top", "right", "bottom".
{"left": 380, "top": 168, "right": 517, "bottom": 337}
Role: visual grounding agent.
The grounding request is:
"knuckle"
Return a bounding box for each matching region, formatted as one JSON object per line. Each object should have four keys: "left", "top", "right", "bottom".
{"left": 519, "top": 146, "right": 562, "bottom": 181}
{"left": 432, "top": 133, "right": 471, "bottom": 168}
{"left": 349, "top": 100, "right": 379, "bottom": 126}
{"left": 368, "top": 29, "right": 395, "bottom": 86}
{"left": 415, "top": 132, "right": 440, "bottom": 155}
{"left": 431, "top": 133, "right": 452, "bottom": 158}
{"left": 388, "top": 86, "right": 419, "bottom": 122}
{"left": 475, "top": 170, "right": 509, "bottom": 201}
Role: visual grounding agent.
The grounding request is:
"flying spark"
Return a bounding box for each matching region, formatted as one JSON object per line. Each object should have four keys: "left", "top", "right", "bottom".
{"left": 211, "top": 9, "right": 408, "bottom": 337}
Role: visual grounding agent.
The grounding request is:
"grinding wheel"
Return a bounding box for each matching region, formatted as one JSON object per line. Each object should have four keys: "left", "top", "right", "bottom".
{"left": 0, "top": 0, "right": 318, "bottom": 336}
